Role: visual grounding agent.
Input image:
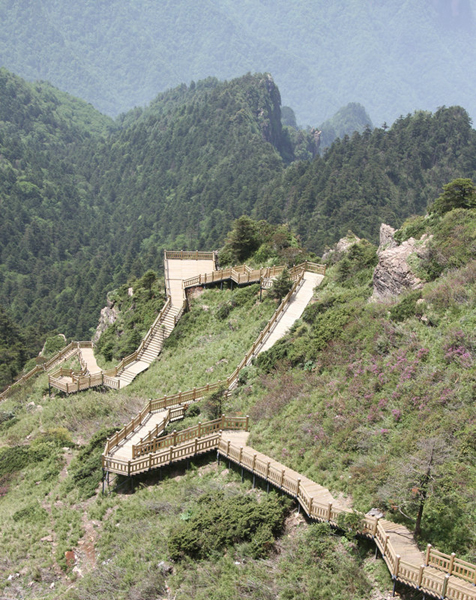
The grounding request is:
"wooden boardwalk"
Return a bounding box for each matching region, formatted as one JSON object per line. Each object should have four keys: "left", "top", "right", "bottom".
{"left": 103, "top": 422, "right": 476, "bottom": 600}
{"left": 47, "top": 254, "right": 324, "bottom": 393}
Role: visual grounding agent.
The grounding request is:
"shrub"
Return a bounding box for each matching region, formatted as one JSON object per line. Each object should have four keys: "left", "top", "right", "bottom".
{"left": 168, "top": 490, "right": 290, "bottom": 561}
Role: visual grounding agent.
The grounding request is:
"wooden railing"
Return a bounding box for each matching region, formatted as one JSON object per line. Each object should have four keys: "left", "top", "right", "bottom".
{"left": 136, "top": 406, "right": 186, "bottom": 446}
{"left": 103, "top": 424, "right": 476, "bottom": 599}
{"left": 102, "top": 416, "right": 247, "bottom": 475}
{"left": 217, "top": 439, "right": 476, "bottom": 600}
{"left": 182, "top": 261, "right": 326, "bottom": 290}
{"left": 104, "top": 262, "right": 318, "bottom": 453}
{"left": 164, "top": 250, "right": 217, "bottom": 261}
{"left": 132, "top": 415, "right": 248, "bottom": 458}
{"left": 0, "top": 341, "right": 92, "bottom": 402}
{"left": 49, "top": 370, "right": 120, "bottom": 394}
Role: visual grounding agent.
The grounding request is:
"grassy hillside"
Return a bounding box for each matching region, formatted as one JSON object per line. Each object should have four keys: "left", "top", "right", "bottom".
{"left": 0, "top": 276, "right": 396, "bottom": 599}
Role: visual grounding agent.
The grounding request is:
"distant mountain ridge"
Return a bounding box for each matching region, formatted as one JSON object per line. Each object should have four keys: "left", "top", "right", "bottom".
{"left": 0, "top": 0, "right": 475, "bottom": 125}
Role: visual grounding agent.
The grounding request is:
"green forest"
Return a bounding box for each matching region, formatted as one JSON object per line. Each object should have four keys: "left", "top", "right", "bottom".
{"left": 1, "top": 0, "right": 476, "bottom": 126}
{"left": 1, "top": 67, "right": 476, "bottom": 387}
{"left": 1, "top": 60, "right": 476, "bottom": 598}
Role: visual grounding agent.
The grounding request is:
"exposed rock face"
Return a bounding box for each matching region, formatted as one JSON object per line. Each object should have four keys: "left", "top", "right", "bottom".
{"left": 322, "top": 233, "right": 361, "bottom": 261}
{"left": 372, "top": 224, "right": 431, "bottom": 300}
{"left": 93, "top": 300, "right": 119, "bottom": 343}
{"left": 377, "top": 223, "right": 398, "bottom": 255}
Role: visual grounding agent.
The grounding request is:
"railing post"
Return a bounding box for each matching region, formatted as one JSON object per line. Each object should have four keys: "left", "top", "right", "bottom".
{"left": 308, "top": 496, "right": 313, "bottom": 516}
{"left": 417, "top": 565, "right": 424, "bottom": 589}
{"left": 448, "top": 552, "right": 455, "bottom": 575}
{"left": 221, "top": 414, "right": 225, "bottom": 429}
{"left": 265, "top": 461, "right": 270, "bottom": 480}
{"left": 327, "top": 502, "right": 332, "bottom": 521}
{"left": 394, "top": 555, "right": 400, "bottom": 578}
{"left": 296, "top": 478, "right": 301, "bottom": 498}
{"left": 425, "top": 544, "right": 432, "bottom": 566}
{"left": 245, "top": 415, "right": 249, "bottom": 431}
{"left": 226, "top": 440, "right": 230, "bottom": 457}
{"left": 198, "top": 422, "right": 201, "bottom": 437}
{"left": 252, "top": 454, "right": 257, "bottom": 472}
{"left": 169, "top": 446, "right": 174, "bottom": 463}
{"left": 239, "top": 447, "right": 243, "bottom": 464}
{"left": 194, "top": 438, "right": 198, "bottom": 454}
{"left": 442, "top": 574, "right": 450, "bottom": 598}
{"left": 383, "top": 534, "right": 389, "bottom": 557}
{"left": 280, "top": 469, "right": 285, "bottom": 489}
{"left": 372, "top": 517, "right": 379, "bottom": 537}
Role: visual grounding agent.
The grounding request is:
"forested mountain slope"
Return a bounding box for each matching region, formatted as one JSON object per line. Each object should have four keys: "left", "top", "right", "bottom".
{"left": 1, "top": 0, "right": 475, "bottom": 126}
{"left": 0, "top": 71, "right": 291, "bottom": 341}
{"left": 1, "top": 67, "right": 476, "bottom": 358}
{"left": 256, "top": 106, "right": 476, "bottom": 253}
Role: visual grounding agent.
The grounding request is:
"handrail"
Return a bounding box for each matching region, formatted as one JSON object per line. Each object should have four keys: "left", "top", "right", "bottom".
{"left": 132, "top": 415, "right": 248, "bottom": 458}
{"left": 0, "top": 340, "right": 92, "bottom": 402}
{"left": 164, "top": 250, "right": 216, "bottom": 261}
{"left": 102, "top": 424, "right": 476, "bottom": 600}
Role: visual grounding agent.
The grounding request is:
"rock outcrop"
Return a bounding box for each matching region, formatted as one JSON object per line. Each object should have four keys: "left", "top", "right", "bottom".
{"left": 372, "top": 224, "right": 431, "bottom": 300}
{"left": 322, "top": 232, "right": 361, "bottom": 262}
{"left": 93, "top": 300, "right": 119, "bottom": 343}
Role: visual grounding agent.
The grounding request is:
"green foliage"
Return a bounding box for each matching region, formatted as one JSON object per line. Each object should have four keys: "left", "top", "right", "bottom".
{"left": 256, "top": 106, "right": 476, "bottom": 254}
{"left": 63, "top": 427, "right": 118, "bottom": 499}
{"left": 269, "top": 268, "right": 293, "bottom": 302}
{"left": 95, "top": 276, "right": 165, "bottom": 363}
{"left": 2, "top": 0, "right": 476, "bottom": 132}
{"left": 389, "top": 290, "right": 422, "bottom": 322}
{"left": 168, "top": 490, "right": 290, "bottom": 561}
{"left": 430, "top": 178, "right": 476, "bottom": 215}
{"left": 319, "top": 103, "right": 373, "bottom": 149}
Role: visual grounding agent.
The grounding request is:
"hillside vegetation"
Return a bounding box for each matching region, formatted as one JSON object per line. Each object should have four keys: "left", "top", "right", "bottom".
{"left": 2, "top": 196, "right": 476, "bottom": 597}
{"left": 1, "top": 0, "right": 476, "bottom": 126}
{"left": 1, "top": 68, "right": 475, "bottom": 387}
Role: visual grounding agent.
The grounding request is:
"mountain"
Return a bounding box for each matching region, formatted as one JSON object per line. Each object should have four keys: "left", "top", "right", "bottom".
{"left": 1, "top": 0, "right": 476, "bottom": 126}
{"left": 1, "top": 67, "right": 475, "bottom": 351}
{"left": 0, "top": 70, "right": 292, "bottom": 341}
{"left": 255, "top": 106, "right": 476, "bottom": 253}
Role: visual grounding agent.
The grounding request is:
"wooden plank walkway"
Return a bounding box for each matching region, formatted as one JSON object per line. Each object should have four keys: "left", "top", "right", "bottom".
{"left": 258, "top": 271, "right": 324, "bottom": 354}
{"left": 103, "top": 425, "right": 476, "bottom": 600}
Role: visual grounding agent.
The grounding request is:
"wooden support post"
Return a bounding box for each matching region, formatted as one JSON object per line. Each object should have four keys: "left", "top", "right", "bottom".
{"left": 394, "top": 555, "right": 400, "bottom": 578}
{"left": 173, "top": 430, "right": 177, "bottom": 446}
{"left": 327, "top": 502, "right": 332, "bottom": 522}
{"left": 383, "top": 535, "right": 389, "bottom": 557}
{"left": 296, "top": 478, "right": 301, "bottom": 499}
{"left": 221, "top": 414, "right": 225, "bottom": 429}
{"left": 252, "top": 454, "right": 257, "bottom": 472}
{"left": 198, "top": 422, "right": 201, "bottom": 437}
{"left": 441, "top": 574, "right": 450, "bottom": 598}
{"left": 372, "top": 517, "right": 379, "bottom": 538}
{"left": 128, "top": 461, "right": 131, "bottom": 477}
{"left": 149, "top": 453, "right": 152, "bottom": 471}
{"left": 425, "top": 544, "right": 432, "bottom": 567}
{"left": 308, "top": 497, "right": 313, "bottom": 517}
{"left": 245, "top": 415, "right": 249, "bottom": 431}
{"left": 448, "top": 552, "right": 455, "bottom": 575}
{"left": 169, "top": 446, "right": 174, "bottom": 464}
{"left": 417, "top": 565, "right": 424, "bottom": 589}
{"left": 227, "top": 440, "right": 231, "bottom": 457}
{"left": 253, "top": 473, "right": 256, "bottom": 489}
{"left": 265, "top": 461, "right": 270, "bottom": 481}
{"left": 280, "top": 469, "right": 285, "bottom": 489}
{"left": 239, "top": 447, "right": 243, "bottom": 464}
